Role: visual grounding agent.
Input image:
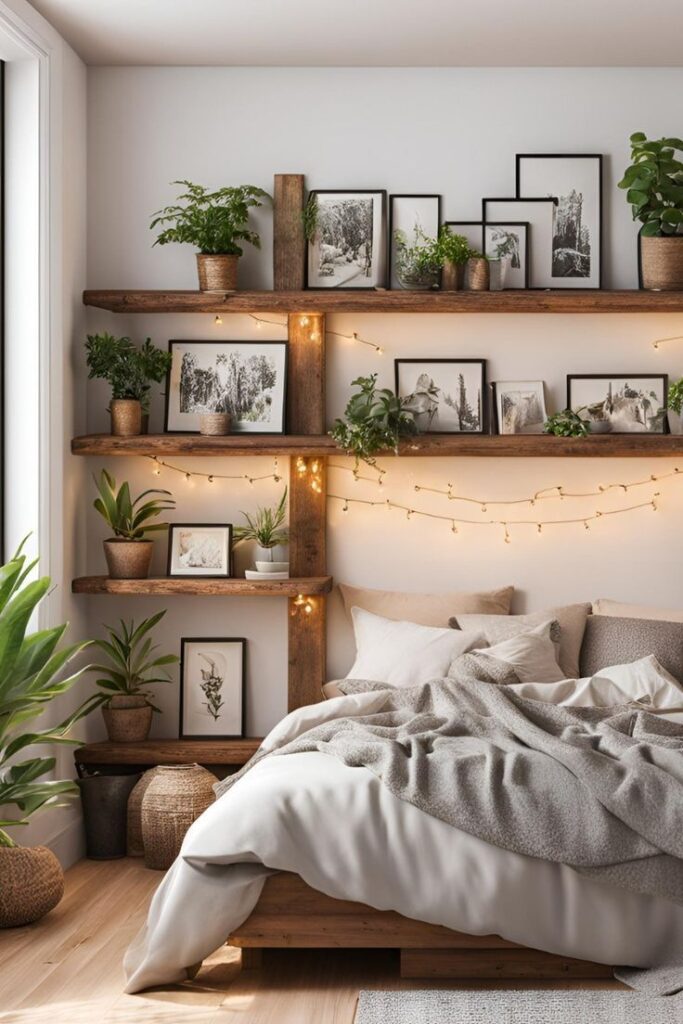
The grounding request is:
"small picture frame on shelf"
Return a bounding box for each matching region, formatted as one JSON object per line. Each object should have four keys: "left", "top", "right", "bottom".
{"left": 179, "top": 637, "right": 246, "bottom": 740}
{"left": 306, "top": 190, "right": 387, "bottom": 289}
{"left": 492, "top": 380, "right": 548, "bottom": 434}
{"left": 482, "top": 198, "right": 557, "bottom": 290}
{"left": 164, "top": 340, "right": 287, "bottom": 434}
{"left": 483, "top": 222, "right": 530, "bottom": 289}
{"left": 395, "top": 358, "right": 487, "bottom": 434}
{"left": 389, "top": 194, "right": 442, "bottom": 289}
{"left": 167, "top": 524, "right": 233, "bottom": 578}
{"left": 567, "top": 375, "right": 668, "bottom": 434}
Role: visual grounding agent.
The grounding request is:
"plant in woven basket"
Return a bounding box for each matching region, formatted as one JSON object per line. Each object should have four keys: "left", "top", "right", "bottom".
{"left": 93, "top": 469, "right": 175, "bottom": 580}
{"left": 150, "top": 181, "right": 270, "bottom": 255}
{"left": 331, "top": 374, "right": 417, "bottom": 468}
{"left": 543, "top": 409, "right": 590, "bottom": 437}
{"left": 233, "top": 488, "right": 289, "bottom": 560}
{"left": 618, "top": 133, "right": 683, "bottom": 237}
{"left": 85, "top": 333, "right": 171, "bottom": 403}
{"left": 90, "top": 611, "right": 179, "bottom": 715}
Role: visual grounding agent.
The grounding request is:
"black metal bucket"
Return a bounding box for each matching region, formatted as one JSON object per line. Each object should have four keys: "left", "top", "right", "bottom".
{"left": 77, "top": 772, "right": 140, "bottom": 859}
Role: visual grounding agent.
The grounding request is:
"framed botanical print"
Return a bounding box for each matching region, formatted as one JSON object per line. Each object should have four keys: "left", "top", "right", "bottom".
{"left": 492, "top": 381, "right": 547, "bottom": 434}
{"left": 306, "top": 190, "right": 387, "bottom": 289}
{"left": 483, "top": 222, "right": 530, "bottom": 289}
{"left": 164, "top": 340, "right": 287, "bottom": 434}
{"left": 179, "top": 637, "right": 246, "bottom": 739}
{"left": 167, "top": 524, "right": 233, "bottom": 578}
{"left": 389, "top": 194, "right": 442, "bottom": 289}
{"left": 395, "top": 358, "right": 487, "bottom": 434}
{"left": 567, "top": 375, "right": 668, "bottom": 434}
{"left": 516, "top": 154, "right": 603, "bottom": 288}
{"left": 482, "top": 198, "right": 557, "bottom": 290}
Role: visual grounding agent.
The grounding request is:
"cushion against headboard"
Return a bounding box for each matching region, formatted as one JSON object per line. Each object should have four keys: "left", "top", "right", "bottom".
{"left": 580, "top": 615, "right": 683, "bottom": 682}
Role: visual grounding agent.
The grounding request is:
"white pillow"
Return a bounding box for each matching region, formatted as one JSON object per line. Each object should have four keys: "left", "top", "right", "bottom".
{"left": 345, "top": 607, "right": 487, "bottom": 689}
{"left": 475, "top": 621, "right": 565, "bottom": 684}
{"left": 508, "top": 655, "right": 683, "bottom": 710}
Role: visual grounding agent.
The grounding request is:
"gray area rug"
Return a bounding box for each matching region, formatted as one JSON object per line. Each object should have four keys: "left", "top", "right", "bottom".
{"left": 355, "top": 990, "right": 683, "bottom": 1023}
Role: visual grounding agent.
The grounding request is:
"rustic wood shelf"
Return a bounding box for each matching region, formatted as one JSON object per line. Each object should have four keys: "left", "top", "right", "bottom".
{"left": 71, "top": 433, "right": 337, "bottom": 457}
{"left": 72, "top": 576, "right": 333, "bottom": 596}
{"left": 74, "top": 738, "right": 262, "bottom": 766}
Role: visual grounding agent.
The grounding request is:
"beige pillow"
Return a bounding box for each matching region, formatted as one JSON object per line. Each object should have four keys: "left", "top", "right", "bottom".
{"left": 450, "top": 603, "right": 591, "bottom": 679}
{"left": 473, "top": 621, "right": 565, "bottom": 684}
{"left": 593, "top": 598, "right": 683, "bottom": 624}
{"left": 338, "top": 583, "right": 514, "bottom": 627}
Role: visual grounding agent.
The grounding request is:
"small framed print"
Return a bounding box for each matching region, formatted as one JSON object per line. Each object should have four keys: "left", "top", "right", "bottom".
{"left": 167, "top": 524, "right": 233, "bottom": 578}
{"left": 306, "top": 190, "right": 387, "bottom": 289}
{"left": 179, "top": 637, "right": 246, "bottom": 739}
{"left": 164, "top": 340, "right": 287, "bottom": 434}
{"left": 482, "top": 198, "right": 557, "bottom": 290}
{"left": 395, "top": 358, "right": 487, "bottom": 434}
{"left": 567, "top": 375, "right": 668, "bottom": 434}
{"left": 389, "top": 194, "right": 442, "bottom": 289}
{"left": 443, "top": 221, "right": 484, "bottom": 255}
{"left": 483, "top": 222, "right": 530, "bottom": 289}
{"left": 493, "top": 381, "right": 547, "bottom": 435}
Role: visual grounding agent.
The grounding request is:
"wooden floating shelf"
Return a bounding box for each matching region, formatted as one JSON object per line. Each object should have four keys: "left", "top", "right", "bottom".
{"left": 83, "top": 288, "right": 683, "bottom": 315}
{"left": 72, "top": 576, "right": 333, "bottom": 596}
{"left": 74, "top": 738, "right": 262, "bottom": 766}
{"left": 71, "top": 433, "right": 337, "bottom": 457}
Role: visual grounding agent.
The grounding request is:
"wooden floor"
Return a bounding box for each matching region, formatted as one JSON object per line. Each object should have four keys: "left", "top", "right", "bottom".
{"left": 0, "top": 859, "right": 624, "bottom": 1024}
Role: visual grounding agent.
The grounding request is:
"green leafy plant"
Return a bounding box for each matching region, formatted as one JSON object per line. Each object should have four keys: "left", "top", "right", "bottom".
{"left": 668, "top": 378, "right": 683, "bottom": 415}
{"left": 233, "top": 489, "right": 288, "bottom": 555}
{"left": 330, "top": 374, "right": 417, "bottom": 467}
{"left": 89, "top": 612, "right": 178, "bottom": 712}
{"left": 93, "top": 469, "right": 175, "bottom": 541}
{"left": 393, "top": 227, "right": 441, "bottom": 288}
{"left": 85, "top": 333, "right": 172, "bottom": 405}
{"left": 432, "top": 225, "right": 473, "bottom": 266}
{"left": 150, "top": 180, "right": 270, "bottom": 255}
{"left": 543, "top": 409, "right": 590, "bottom": 437}
{"left": 0, "top": 540, "right": 95, "bottom": 848}
{"left": 618, "top": 133, "right": 683, "bottom": 237}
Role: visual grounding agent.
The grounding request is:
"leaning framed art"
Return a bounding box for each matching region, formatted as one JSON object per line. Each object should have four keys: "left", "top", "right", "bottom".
{"left": 167, "top": 524, "right": 233, "bottom": 578}
{"left": 306, "top": 189, "right": 387, "bottom": 289}
{"left": 482, "top": 198, "right": 557, "bottom": 290}
{"left": 179, "top": 637, "right": 246, "bottom": 739}
{"left": 567, "top": 374, "right": 667, "bottom": 433}
{"left": 395, "top": 358, "right": 487, "bottom": 434}
{"left": 389, "top": 193, "right": 442, "bottom": 289}
{"left": 483, "top": 222, "right": 530, "bottom": 289}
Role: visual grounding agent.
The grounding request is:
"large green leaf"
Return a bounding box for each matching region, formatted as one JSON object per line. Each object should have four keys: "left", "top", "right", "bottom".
{"left": 641, "top": 220, "right": 662, "bottom": 236}
{"left": 661, "top": 208, "right": 683, "bottom": 224}
{"left": 0, "top": 577, "right": 51, "bottom": 694}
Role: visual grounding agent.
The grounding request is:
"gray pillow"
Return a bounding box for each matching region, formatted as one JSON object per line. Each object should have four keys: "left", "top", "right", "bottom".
{"left": 580, "top": 615, "right": 683, "bottom": 682}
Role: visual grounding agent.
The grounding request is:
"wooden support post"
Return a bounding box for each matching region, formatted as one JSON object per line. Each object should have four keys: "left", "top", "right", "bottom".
{"left": 273, "top": 174, "right": 306, "bottom": 290}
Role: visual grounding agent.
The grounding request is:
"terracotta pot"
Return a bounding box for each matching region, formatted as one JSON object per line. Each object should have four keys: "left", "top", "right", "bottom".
{"left": 110, "top": 399, "right": 142, "bottom": 437}
{"left": 440, "top": 261, "right": 461, "bottom": 291}
{"left": 196, "top": 254, "right": 238, "bottom": 292}
{"left": 199, "top": 412, "right": 231, "bottom": 436}
{"left": 668, "top": 409, "right": 683, "bottom": 435}
{"left": 103, "top": 539, "right": 153, "bottom": 579}
{"left": 467, "top": 257, "right": 490, "bottom": 291}
{"left": 141, "top": 764, "right": 216, "bottom": 870}
{"left": 102, "top": 695, "right": 153, "bottom": 743}
{"left": 640, "top": 234, "right": 683, "bottom": 290}
{"left": 0, "top": 845, "right": 64, "bottom": 927}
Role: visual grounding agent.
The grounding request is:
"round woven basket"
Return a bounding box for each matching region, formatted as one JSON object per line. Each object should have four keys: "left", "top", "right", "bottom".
{"left": 126, "top": 767, "right": 161, "bottom": 857}
{"left": 0, "top": 846, "right": 64, "bottom": 928}
{"left": 141, "top": 764, "right": 216, "bottom": 870}
{"left": 467, "top": 257, "right": 490, "bottom": 291}
{"left": 199, "top": 412, "right": 231, "bottom": 436}
{"left": 640, "top": 234, "right": 683, "bottom": 290}
{"left": 196, "top": 254, "right": 238, "bottom": 292}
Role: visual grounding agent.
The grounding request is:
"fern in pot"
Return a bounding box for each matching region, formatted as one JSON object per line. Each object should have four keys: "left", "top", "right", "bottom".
{"left": 93, "top": 469, "right": 175, "bottom": 579}
{"left": 668, "top": 378, "right": 683, "bottom": 435}
{"left": 233, "top": 489, "right": 289, "bottom": 577}
{"left": 85, "top": 333, "right": 172, "bottom": 437}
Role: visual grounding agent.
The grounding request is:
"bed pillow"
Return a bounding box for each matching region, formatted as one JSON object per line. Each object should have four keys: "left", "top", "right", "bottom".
{"left": 450, "top": 603, "right": 591, "bottom": 679}
{"left": 509, "top": 655, "right": 683, "bottom": 710}
{"left": 579, "top": 615, "right": 683, "bottom": 682}
{"left": 593, "top": 598, "right": 683, "bottom": 624}
{"left": 474, "top": 621, "right": 565, "bottom": 684}
{"left": 339, "top": 582, "right": 514, "bottom": 627}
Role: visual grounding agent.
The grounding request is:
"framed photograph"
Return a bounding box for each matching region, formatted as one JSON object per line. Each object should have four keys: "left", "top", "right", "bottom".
{"left": 493, "top": 381, "right": 547, "bottom": 434}
{"left": 306, "top": 190, "right": 387, "bottom": 289}
{"left": 443, "top": 221, "right": 484, "bottom": 255}
{"left": 567, "top": 375, "right": 668, "bottom": 434}
{"left": 167, "top": 524, "right": 233, "bottom": 578}
{"left": 395, "top": 359, "right": 487, "bottom": 434}
{"left": 389, "top": 194, "right": 442, "bottom": 289}
{"left": 164, "top": 340, "right": 287, "bottom": 434}
{"left": 516, "top": 155, "right": 603, "bottom": 289}
{"left": 482, "top": 198, "right": 557, "bottom": 290}
{"left": 179, "top": 637, "right": 246, "bottom": 739}
{"left": 483, "top": 222, "right": 530, "bottom": 289}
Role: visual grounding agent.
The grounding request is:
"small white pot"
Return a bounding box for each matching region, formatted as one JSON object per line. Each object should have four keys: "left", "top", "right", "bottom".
{"left": 668, "top": 409, "right": 683, "bottom": 435}
{"left": 255, "top": 544, "right": 288, "bottom": 564}
{"left": 255, "top": 561, "right": 290, "bottom": 574}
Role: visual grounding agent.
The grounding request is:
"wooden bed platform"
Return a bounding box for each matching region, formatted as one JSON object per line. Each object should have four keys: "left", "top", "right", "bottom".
{"left": 227, "top": 873, "right": 612, "bottom": 981}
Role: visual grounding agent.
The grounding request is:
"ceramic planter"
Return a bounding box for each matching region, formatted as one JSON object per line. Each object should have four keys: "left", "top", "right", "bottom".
{"left": 102, "top": 695, "right": 153, "bottom": 743}
{"left": 0, "top": 845, "right": 64, "bottom": 927}
{"left": 196, "top": 253, "right": 239, "bottom": 292}
{"left": 255, "top": 561, "right": 290, "bottom": 574}
{"left": 668, "top": 409, "right": 683, "bottom": 435}
{"left": 103, "top": 539, "right": 153, "bottom": 579}
{"left": 640, "top": 234, "right": 683, "bottom": 290}
{"left": 110, "top": 399, "right": 142, "bottom": 437}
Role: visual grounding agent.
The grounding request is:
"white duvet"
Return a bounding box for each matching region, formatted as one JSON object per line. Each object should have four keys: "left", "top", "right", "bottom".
{"left": 124, "top": 673, "right": 683, "bottom": 993}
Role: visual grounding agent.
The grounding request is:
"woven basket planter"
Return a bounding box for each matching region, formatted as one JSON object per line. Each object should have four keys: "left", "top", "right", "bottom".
{"left": 110, "top": 399, "right": 142, "bottom": 437}
{"left": 126, "top": 767, "right": 161, "bottom": 857}
{"left": 141, "top": 764, "right": 216, "bottom": 870}
{"left": 102, "top": 695, "right": 153, "bottom": 743}
{"left": 0, "top": 846, "right": 64, "bottom": 927}
{"left": 103, "top": 539, "right": 153, "bottom": 580}
{"left": 199, "top": 412, "right": 231, "bottom": 436}
{"left": 196, "top": 254, "right": 238, "bottom": 292}
{"left": 640, "top": 235, "right": 683, "bottom": 290}
{"left": 467, "top": 257, "right": 490, "bottom": 291}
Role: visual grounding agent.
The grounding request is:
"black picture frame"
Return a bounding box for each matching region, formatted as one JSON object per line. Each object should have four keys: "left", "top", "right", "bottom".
{"left": 388, "top": 193, "right": 442, "bottom": 290}
{"left": 305, "top": 189, "right": 388, "bottom": 290}
{"left": 443, "top": 221, "right": 485, "bottom": 254}
{"left": 179, "top": 637, "right": 246, "bottom": 740}
{"left": 167, "top": 523, "right": 233, "bottom": 579}
{"left": 482, "top": 222, "right": 530, "bottom": 289}
{"left": 482, "top": 198, "right": 558, "bottom": 291}
{"left": 164, "top": 340, "right": 288, "bottom": 435}
{"left": 567, "top": 374, "right": 669, "bottom": 434}
{"left": 515, "top": 154, "right": 603, "bottom": 289}
{"left": 395, "top": 358, "right": 487, "bottom": 435}
{"left": 491, "top": 380, "right": 548, "bottom": 435}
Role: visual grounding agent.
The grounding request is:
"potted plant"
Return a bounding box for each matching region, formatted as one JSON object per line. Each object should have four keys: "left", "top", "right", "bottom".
{"left": 618, "top": 133, "right": 683, "bottom": 290}
{"left": 89, "top": 612, "right": 178, "bottom": 742}
{"left": 0, "top": 541, "right": 95, "bottom": 926}
{"left": 150, "top": 180, "right": 270, "bottom": 292}
{"left": 543, "top": 409, "right": 590, "bottom": 437}
{"left": 431, "top": 227, "right": 473, "bottom": 291}
{"left": 466, "top": 250, "right": 491, "bottom": 291}
{"left": 93, "top": 469, "right": 175, "bottom": 579}
{"left": 668, "top": 378, "right": 683, "bottom": 434}
{"left": 330, "top": 374, "right": 417, "bottom": 469}
{"left": 393, "top": 227, "right": 441, "bottom": 290}
{"left": 233, "top": 489, "right": 289, "bottom": 576}
{"left": 85, "top": 333, "right": 172, "bottom": 436}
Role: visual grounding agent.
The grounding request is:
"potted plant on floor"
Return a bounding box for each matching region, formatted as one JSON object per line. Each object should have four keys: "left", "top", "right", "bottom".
{"left": 330, "top": 373, "right": 417, "bottom": 469}
{"left": 0, "top": 540, "right": 95, "bottom": 927}
{"left": 89, "top": 612, "right": 178, "bottom": 742}
{"left": 431, "top": 227, "right": 473, "bottom": 291}
{"left": 93, "top": 469, "right": 175, "bottom": 579}
{"left": 85, "top": 333, "right": 172, "bottom": 436}
{"left": 150, "top": 180, "right": 270, "bottom": 292}
{"left": 668, "top": 378, "right": 683, "bottom": 434}
{"left": 618, "top": 132, "right": 683, "bottom": 289}
{"left": 233, "top": 489, "right": 290, "bottom": 578}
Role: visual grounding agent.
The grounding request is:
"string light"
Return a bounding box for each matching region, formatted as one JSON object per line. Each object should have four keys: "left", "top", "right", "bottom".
{"left": 653, "top": 334, "right": 683, "bottom": 350}
{"left": 214, "top": 314, "right": 223, "bottom": 326}
{"left": 292, "top": 594, "right": 315, "bottom": 617}
{"left": 296, "top": 456, "right": 323, "bottom": 494}
{"left": 148, "top": 456, "right": 281, "bottom": 486}
{"left": 245, "top": 313, "right": 384, "bottom": 354}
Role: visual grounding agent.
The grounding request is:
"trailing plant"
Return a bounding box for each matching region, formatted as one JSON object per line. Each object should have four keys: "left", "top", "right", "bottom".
{"left": 302, "top": 194, "right": 319, "bottom": 242}
{"left": 543, "top": 409, "right": 590, "bottom": 438}
{"left": 618, "top": 132, "right": 683, "bottom": 237}
{"left": 89, "top": 612, "right": 178, "bottom": 712}
{"left": 150, "top": 180, "right": 270, "bottom": 255}
{"left": 93, "top": 469, "right": 175, "bottom": 541}
{"left": 233, "top": 489, "right": 288, "bottom": 554}
{"left": 85, "top": 333, "right": 172, "bottom": 403}
{"left": 330, "top": 374, "right": 417, "bottom": 467}
{"left": 669, "top": 378, "right": 683, "bottom": 415}
{"left": 432, "top": 225, "right": 473, "bottom": 266}
{"left": 393, "top": 227, "right": 441, "bottom": 288}
{"left": 0, "top": 539, "right": 95, "bottom": 848}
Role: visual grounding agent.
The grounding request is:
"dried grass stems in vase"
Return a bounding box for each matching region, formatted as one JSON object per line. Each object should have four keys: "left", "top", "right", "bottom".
{"left": 93, "top": 468, "right": 175, "bottom": 579}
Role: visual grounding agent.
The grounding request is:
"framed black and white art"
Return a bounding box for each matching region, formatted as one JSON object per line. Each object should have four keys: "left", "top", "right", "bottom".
{"left": 516, "top": 154, "right": 603, "bottom": 288}
{"left": 492, "top": 381, "right": 547, "bottom": 434}
{"left": 482, "top": 198, "right": 557, "bottom": 290}
{"left": 443, "top": 221, "right": 484, "bottom": 255}
{"left": 179, "top": 637, "right": 246, "bottom": 739}
{"left": 164, "top": 340, "right": 287, "bottom": 434}
{"left": 483, "top": 222, "right": 529, "bottom": 289}
{"left": 395, "top": 359, "right": 487, "bottom": 434}
{"left": 567, "top": 375, "right": 668, "bottom": 434}
{"left": 167, "top": 524, "right": 233, "bottom": 578}
{"left": 306, "top": 190, "right": 387, "bottom": 289}
{"left": 389, "top": 194, "right": 441, "bottom": 289}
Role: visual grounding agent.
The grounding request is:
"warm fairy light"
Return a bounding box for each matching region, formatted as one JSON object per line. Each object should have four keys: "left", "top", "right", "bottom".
{"left": 214, "top": 315, "right": 223, "bottom": 326}
{"left": 246, "top": 313, "right": 385, "bottom": 354}
{"left": 148, "top": 456, "right": 280, "bottom": 486}
{"left": 300, "top": 316, "right": 310, "bottom": 327}
{"left": 292, "top": 594, "right": 315, "bottom": 617}
{"left": 653, "top": 334, "right": 683, "bottom": 349}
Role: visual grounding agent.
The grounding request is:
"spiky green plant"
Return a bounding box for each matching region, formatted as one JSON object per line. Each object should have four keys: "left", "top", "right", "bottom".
{"left": 93, "top": 469, "right": 175, "bottom": 541}
{"left": 89, "top": 612, "right": 178, "bottom": 712}
{"left": 233, "top": 489, "right": 288, "bottom": 555}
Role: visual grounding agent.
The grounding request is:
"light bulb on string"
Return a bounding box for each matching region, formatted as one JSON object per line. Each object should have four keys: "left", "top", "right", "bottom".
{"left": 214, "top": 315, "right": 223, "bottom": 326}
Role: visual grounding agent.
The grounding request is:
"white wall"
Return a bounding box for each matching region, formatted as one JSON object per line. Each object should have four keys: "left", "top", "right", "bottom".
{"left": 85, "top": 67, "right": 683, "bottom": 728}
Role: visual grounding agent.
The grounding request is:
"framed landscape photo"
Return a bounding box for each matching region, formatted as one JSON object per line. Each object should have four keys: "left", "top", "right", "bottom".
{"left": 493, "top": 380, "right": 547, "bottom": 434}
{"left": 567, "top": 375, "right": 668, "bottom": 434}
{"left": 389, "top": 194, "right": 442, "bottom": 289}
{"left": 482, "top": 198, "right": 557, "bottom": 290}
{"left": 306, "top": 190, "right": 387, "bottom": 289}
{"left": 483, "top": 222, "right": 530, "bottom": 289}
{"left": 395, "top": 358, "right": 487, "bottom": 434}
{"left": 164, "top": 340, "right": 287, "bottom": 434}
{"left": 516, "top": 154, "right": 603, "bottom": 288}
{"left": 179, "top": 637, "right": 246, "bottom": 739}
{"left": 167, "top": 524, "right": 233, "bottom": 578}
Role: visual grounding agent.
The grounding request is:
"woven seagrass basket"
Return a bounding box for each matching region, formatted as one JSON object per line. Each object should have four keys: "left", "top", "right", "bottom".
{"left": 141, "top": 764, "right": 216, "bottom": 870}
{"left": 126, "top": 767, "right": 161, "bottom": 857}
{"left": 0, "top": 846, "right": 64, "bottom": 928}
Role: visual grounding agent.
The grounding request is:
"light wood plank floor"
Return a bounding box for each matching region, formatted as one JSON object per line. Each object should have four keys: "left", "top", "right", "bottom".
{"left": 0, "top": 858, "right": 623, "bottom": 1024}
